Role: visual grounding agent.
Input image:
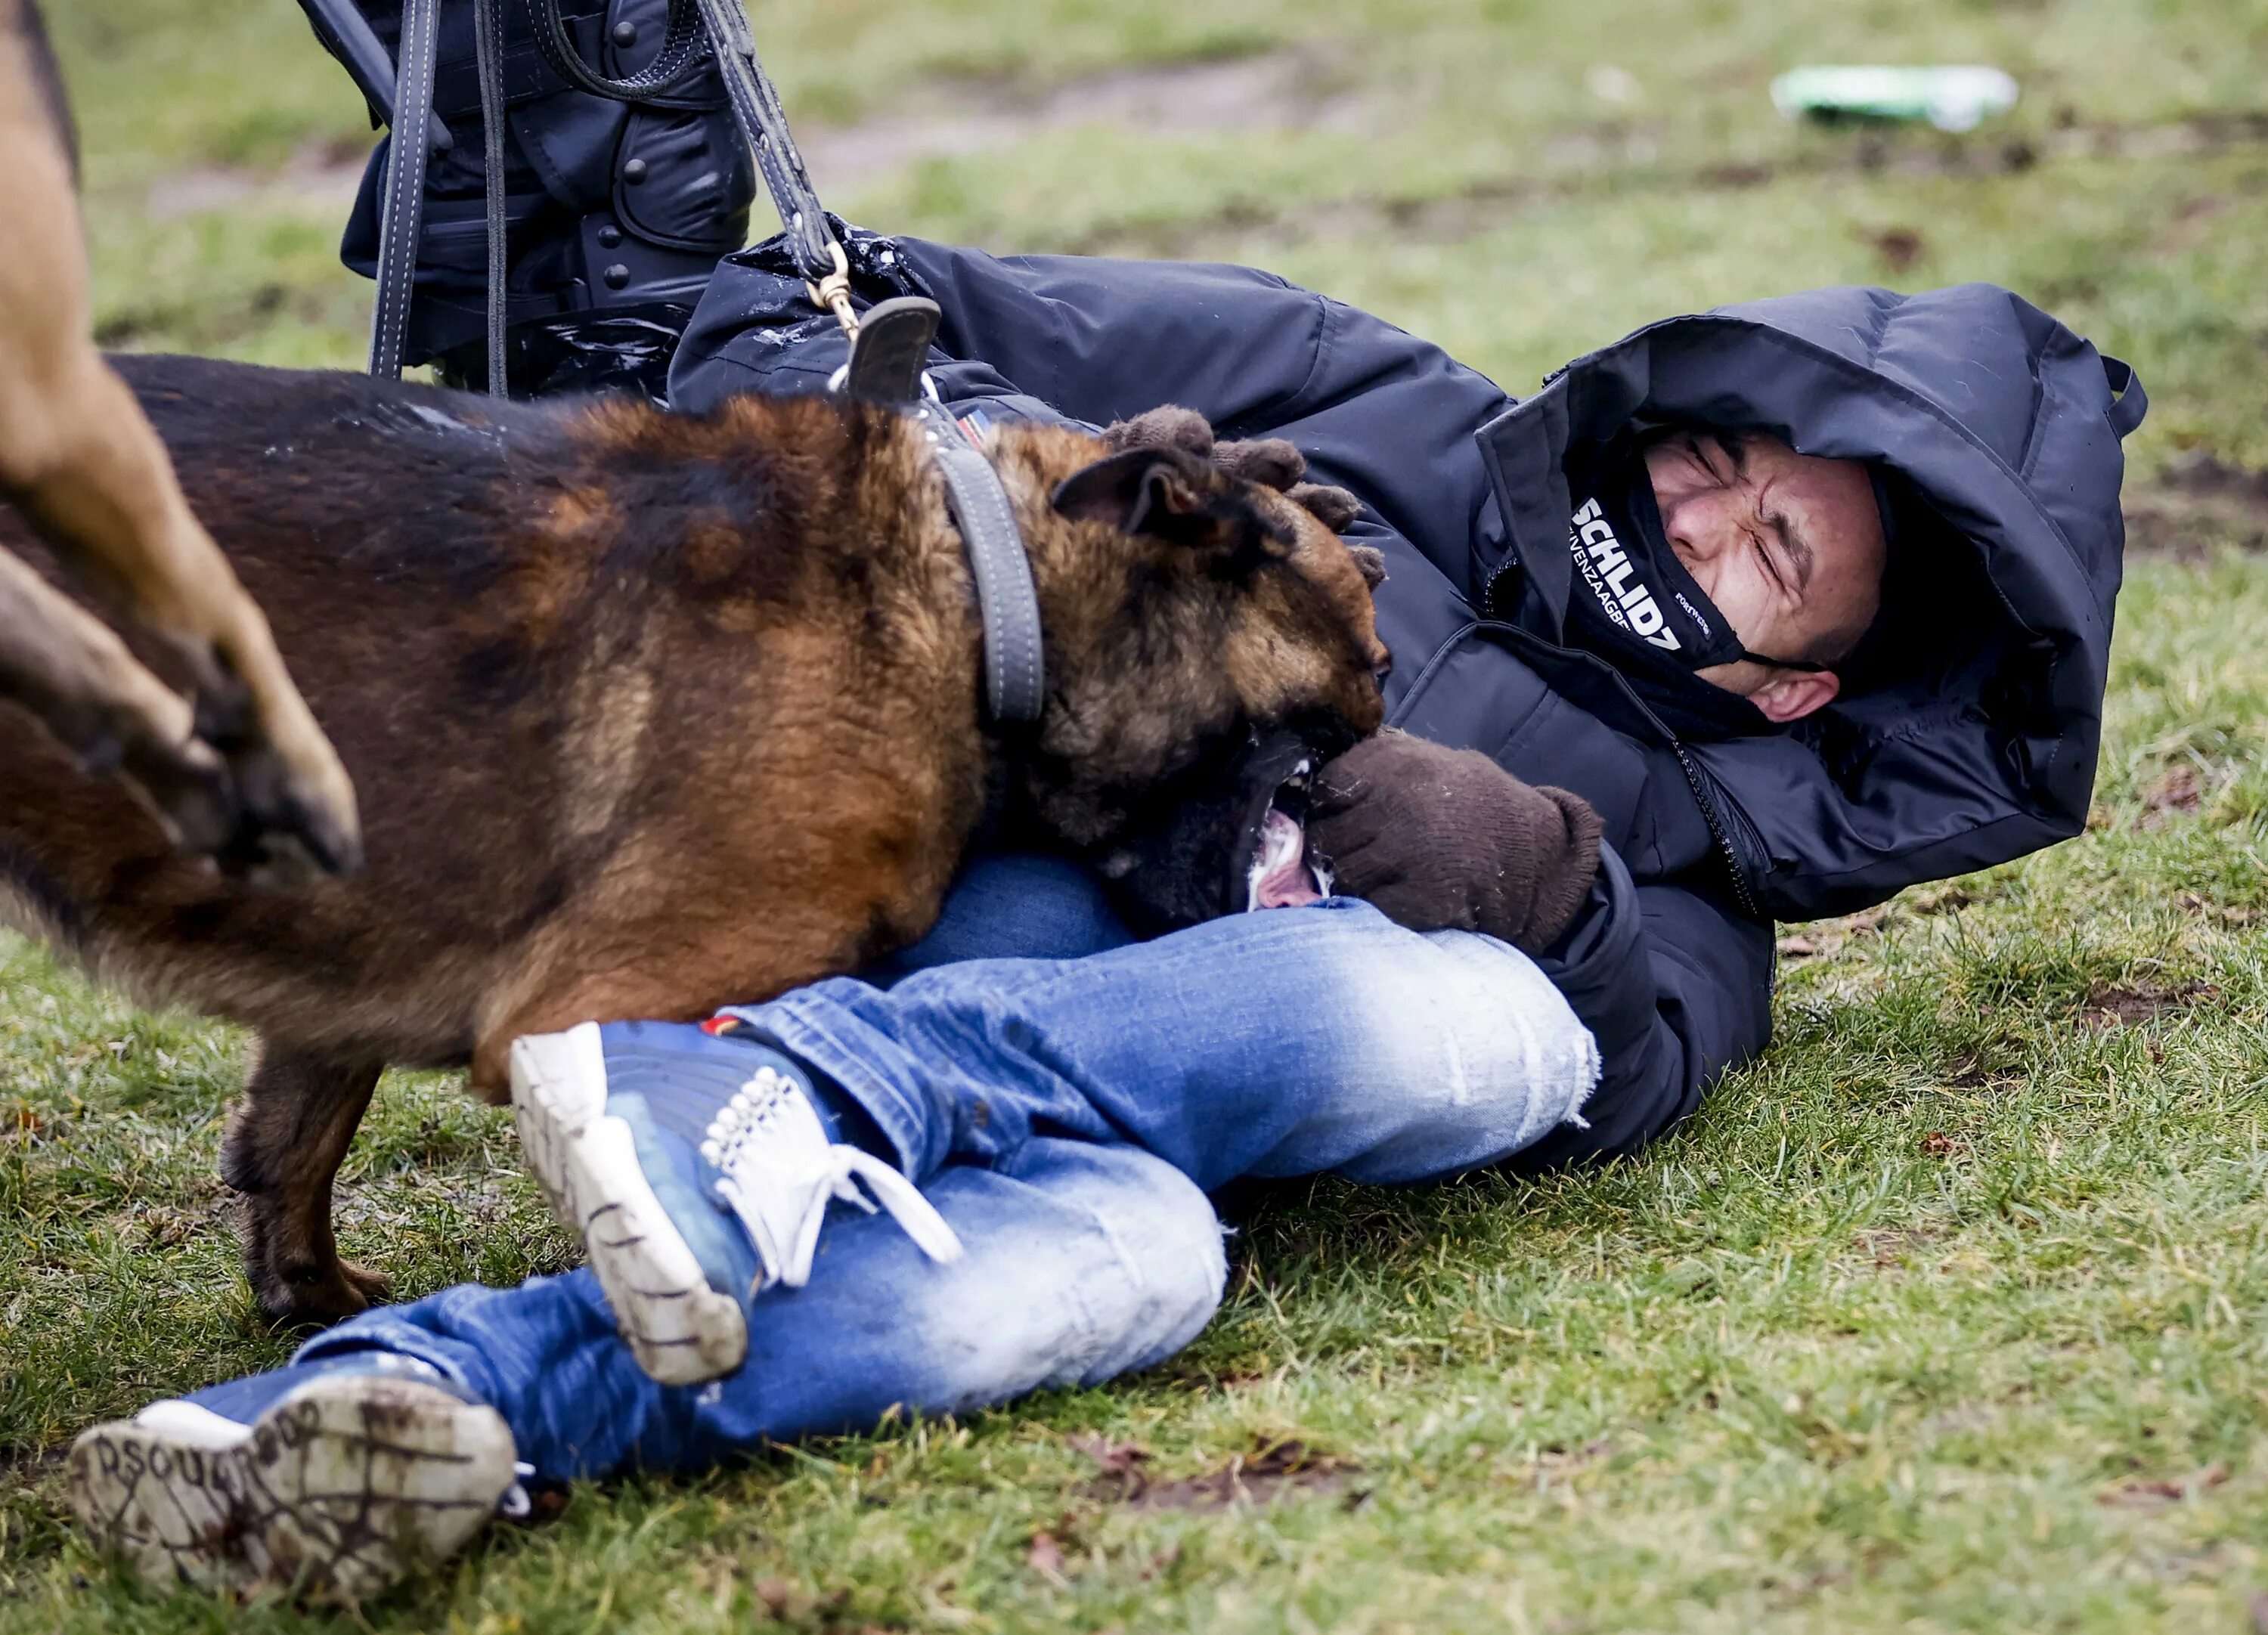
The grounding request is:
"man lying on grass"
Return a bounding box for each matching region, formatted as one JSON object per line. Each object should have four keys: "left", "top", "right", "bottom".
{"left": 64, "top": 232, "right": 2146, "bottom": 1601}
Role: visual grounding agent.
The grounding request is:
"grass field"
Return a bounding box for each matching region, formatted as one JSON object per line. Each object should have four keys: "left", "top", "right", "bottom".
{"left": 6, "top": 0, "right": 2268, "bottom": 1628}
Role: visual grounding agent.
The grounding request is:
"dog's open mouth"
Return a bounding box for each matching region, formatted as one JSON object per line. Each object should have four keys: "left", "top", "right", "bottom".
{"left": 1096, "top": 725, "right": 1351, "bottom": 933}
{"left": 1241, "top": 760, "right": 1330, "bottom": 912}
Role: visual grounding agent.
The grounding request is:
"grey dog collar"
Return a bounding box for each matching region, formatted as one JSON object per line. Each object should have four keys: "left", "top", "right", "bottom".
{"left": 838, "top": 295, "right": 1046, "bottom": 725}
{"left": 921, "top": 409, "right": 1046, "bottom": 726}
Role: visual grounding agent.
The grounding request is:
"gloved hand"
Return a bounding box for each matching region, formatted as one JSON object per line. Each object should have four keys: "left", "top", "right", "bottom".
{"left": 1309, "top": 730, "right": 1604, "bottom": 952}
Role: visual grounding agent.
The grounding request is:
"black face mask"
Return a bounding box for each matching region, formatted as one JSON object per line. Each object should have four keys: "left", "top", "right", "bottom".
{"left": 1565, "top": 449, "right": 1831, "bottom": 676}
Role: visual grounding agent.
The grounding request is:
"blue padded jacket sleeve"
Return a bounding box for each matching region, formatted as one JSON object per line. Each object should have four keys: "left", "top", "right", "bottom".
{"left": 1513, "top": 845, "right": 1775, "bottom": 1169}
{"left": 891, "top": 242, "right": 1334, "bottom": 434}
{"left": 888, "top": 240, "right": 1512, "bottom": 595}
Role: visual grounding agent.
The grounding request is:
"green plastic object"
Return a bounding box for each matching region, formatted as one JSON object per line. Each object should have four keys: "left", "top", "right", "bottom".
{"left": 1770, "top": 65, "right": 2020, "bottom": 133}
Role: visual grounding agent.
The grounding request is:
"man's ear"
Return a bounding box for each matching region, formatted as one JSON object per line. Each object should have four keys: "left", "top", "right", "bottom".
{"left": 1752, "top": 668, "right": 1842, "bottom": 723}
{"left": 1052, "top": 447, "right": 1293, "bottom": 568}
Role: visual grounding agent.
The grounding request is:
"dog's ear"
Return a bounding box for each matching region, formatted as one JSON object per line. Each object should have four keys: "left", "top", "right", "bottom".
{"left": 1053, "top": 446, "right": 1211, "bottom": 537}
{"left": 1053, "top": 447, "right": 1297, "bottom": 572}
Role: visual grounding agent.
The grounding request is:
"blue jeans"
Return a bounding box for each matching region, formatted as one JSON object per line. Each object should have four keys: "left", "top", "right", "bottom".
{"left": 246, "top": 857, "right": 1597, "bottom": 1479}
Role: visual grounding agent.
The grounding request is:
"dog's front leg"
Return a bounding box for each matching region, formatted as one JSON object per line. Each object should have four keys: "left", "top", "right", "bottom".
{"left": 221, "top": 1044, "right": 391, "bottom": 1325}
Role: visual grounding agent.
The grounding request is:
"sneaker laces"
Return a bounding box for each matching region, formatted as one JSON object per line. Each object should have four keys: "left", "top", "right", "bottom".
{"left": 699, "top": 1065, "right": 963, "bottom": 1293}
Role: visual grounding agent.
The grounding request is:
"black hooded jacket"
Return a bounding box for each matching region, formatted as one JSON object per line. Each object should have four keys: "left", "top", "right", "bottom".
{"left": 669, "top": 234, "right": 2145, "bottom": 1169}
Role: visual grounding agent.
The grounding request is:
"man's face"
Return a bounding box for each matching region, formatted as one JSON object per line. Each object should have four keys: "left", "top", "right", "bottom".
{"left": 1643, "top": 430, "right": 1888, "bottom": 723}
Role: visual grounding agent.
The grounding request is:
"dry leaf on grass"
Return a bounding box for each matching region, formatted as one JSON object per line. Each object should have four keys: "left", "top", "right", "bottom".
{"left": 2139, "top": 761, "right": 2205, "bottom": 825}
{"left": 1777, "top": 905, "right": 1892, "bottom": 960}
{"left": 1073, "top": 1432, "right": 1359, "bottom": 1511}
{"left": 2098, "top": 1463, "right": 2229, "bottom": 1508}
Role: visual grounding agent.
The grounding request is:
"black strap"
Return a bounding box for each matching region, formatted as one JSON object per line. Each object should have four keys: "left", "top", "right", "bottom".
{"left": 687, "top": 0, "right": 840, "bottom": 286}
{"left": 296, "top": 0, "right": 453, "bottom": 153}
{"left": 2102, "top": 355, "right": 2149, "bottom": 441}
{"left": 525, "top": 0, "right": 705, "bottom": 100}
{"left": 471, "top": 0, "right": 508, "bottom": 396}
{"left": 367, "top": 0, "right": 441, "bottom": 379}
{"left": 920, "top": 410, "right": 1046, "bottom": 725}
{"left": 837, "top": 305, "right": 1041, "bottom": 723}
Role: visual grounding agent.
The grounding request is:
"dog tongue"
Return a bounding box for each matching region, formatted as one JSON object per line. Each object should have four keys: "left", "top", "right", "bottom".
{"left": 1248, "top": 809, "right": 1324, "bottom": 910}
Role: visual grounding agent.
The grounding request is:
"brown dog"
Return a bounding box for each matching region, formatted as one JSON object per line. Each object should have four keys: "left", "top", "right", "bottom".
{"left": 0, "top": 355, "right": 1387, "bottom": 1324}
{"left": 0, "top": 0, "right": 359, "bottom": 878}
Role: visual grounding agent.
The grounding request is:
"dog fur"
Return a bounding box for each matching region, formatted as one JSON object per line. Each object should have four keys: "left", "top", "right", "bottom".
{"left": 0, "top": 355, "right": 1387, "bottom": 1324}
{"left": 0, "top": 0, "right": 360, "bottom": 878}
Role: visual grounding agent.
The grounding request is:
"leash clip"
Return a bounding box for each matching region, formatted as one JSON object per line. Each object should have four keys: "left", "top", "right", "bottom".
{"left": 807, "top": 242, "right": 860, "bottom": 339}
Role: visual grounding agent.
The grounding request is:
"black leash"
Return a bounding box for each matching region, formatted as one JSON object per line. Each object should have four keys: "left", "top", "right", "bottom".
{"left": 524, "top": 0, "right": 702, "bottom": 99}
{"left": 469, "top": 0, "right": 507, "bottom": 397}
{"left": 684, "top": 0, "right": 854, "bottom": 320}
{"left": 367, "top": 0, "right": 439, "bottom": 381}
{"left": 296, "top": 0, "right": 453, "bottom": 156}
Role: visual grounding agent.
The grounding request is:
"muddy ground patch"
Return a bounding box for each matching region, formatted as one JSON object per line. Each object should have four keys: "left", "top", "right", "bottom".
{"left": 2125, "top": 451, "right": 2268, "bottom": 559}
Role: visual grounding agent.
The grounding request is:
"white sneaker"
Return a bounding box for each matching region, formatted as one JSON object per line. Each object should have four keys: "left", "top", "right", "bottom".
{"left": 68, "top": 1371, "right": 516, "bottom": 1600}
{"left": 510, "top": 1018, "right": 962, "bottom": 1387}
{"left": 703, "top": 1056, "right": 964, "bottom": 1287}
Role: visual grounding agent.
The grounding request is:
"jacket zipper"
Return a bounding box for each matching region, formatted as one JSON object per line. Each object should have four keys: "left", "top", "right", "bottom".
{"left": 1669, "top": 743, "right": 1761, "bottom": 922}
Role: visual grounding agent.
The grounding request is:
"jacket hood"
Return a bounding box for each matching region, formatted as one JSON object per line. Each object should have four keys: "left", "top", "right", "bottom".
{"left": 1475, "top": 283, "right": 2146, "bottom": 921}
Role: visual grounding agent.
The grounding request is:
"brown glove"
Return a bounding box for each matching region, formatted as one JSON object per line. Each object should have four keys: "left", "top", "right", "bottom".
{"left": 1308, "top": 730, "right": 1604, "bottom": 952}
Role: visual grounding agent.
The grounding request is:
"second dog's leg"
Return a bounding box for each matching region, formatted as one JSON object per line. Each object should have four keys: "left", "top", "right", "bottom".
{"left": 0, "top": 546, "right": 240, "bottom": 851}
{"left": 0, "top": 57, "right": 361, "bottom": 879}
{"left": 1, "top": 355, "right": 364, "bottom": 880}
{"left": 221, "top": 1046, "right": 392, "bottom": 1324}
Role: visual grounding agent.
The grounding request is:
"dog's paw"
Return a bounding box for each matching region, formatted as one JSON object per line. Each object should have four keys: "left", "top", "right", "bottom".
{"left": 333, "top": 1258, "right": 394, "bottom": 1308}
{"left": 1215, "top": 437, "right": 1309, "bottom": 492}
{"left": 1213, "top": 444, "right": 1366, "bottom": 543}
{"left": 1287, "top": 482, "right": 1362, "bottom": 533}
{"left": 1101, "top": 404, "right": 1215, "bottom": 457}
{"left": 169, "top": 632, "right": 363, "bottom": 884}
{"left": 1100, "top": 412, "right": 1363, "bottom": 540}
{"left": 257, "top": 1256, "right": 393, "bottom": 1327}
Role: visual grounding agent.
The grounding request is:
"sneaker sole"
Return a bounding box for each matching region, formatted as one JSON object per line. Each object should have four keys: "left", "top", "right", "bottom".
{"left": 67, "top": 1376, "right": 514, "bottom": 1601}
{"left": 509, "top": 1022, "right": 749, "bottom": 1385}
